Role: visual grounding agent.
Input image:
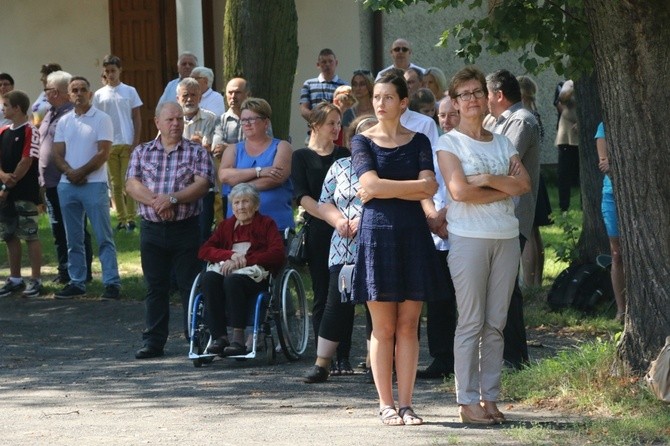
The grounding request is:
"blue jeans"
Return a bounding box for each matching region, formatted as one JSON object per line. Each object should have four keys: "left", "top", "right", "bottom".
{"left": 57, "top": 182, "right": 120, "bottom": 289}
{"left": 140, "top": 216, "right": 200, "bottom": 349}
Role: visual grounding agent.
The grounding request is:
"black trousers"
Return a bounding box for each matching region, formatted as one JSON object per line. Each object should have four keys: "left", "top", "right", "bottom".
{"left": 200, "top": 271, "right": 267, "bottom": 338}
{"left": 317, "top": 265, "right": 356, "bottom": 358}
{"left": 45, "top": 186, "right": 92, "bottom": 280}
{"left": 140, "top": 217, "right": 200, "bottom": 349}
{"left": 306, "top": 218, "right": 351, "bottom": 358}
{"left": 557, "top": 144, "right": 580, "bottom": 212}
{"left": 503, "top": 236, "right": 529, "bottom": 369}
{"left": 425, "top": 250, "right": 457, "bottom": 369}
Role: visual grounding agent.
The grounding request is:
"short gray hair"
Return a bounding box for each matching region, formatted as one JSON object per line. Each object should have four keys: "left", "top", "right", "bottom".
{"left": 229, "top": 183, "right": 260, "bottom": 209}
{"left": 155, "top": 101, "right": 182, "bottom": 118}
{"left": 191, "top": 67, "right": 214, "bottom": 87}
{"left": 46, "top": 70, "right": 72, "bottom": 92}
{"left": 177, "top": 77, "right": 200, "bottom": 93}
{"left": 178, "top": 52, "right": 198, "bottom": 65}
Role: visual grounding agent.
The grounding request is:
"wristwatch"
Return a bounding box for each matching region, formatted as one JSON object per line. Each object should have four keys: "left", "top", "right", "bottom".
{"left": 255, "top": 166, "right": 262, "bottom": 178}
{"left": 168, "top": 195, "right": 178, "bottom": 205}
{"left": 0, "top": 184, "right": 6, "bottom": 191}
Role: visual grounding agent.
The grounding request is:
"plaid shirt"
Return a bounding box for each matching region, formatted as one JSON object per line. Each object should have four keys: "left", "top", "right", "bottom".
{"left": 127, "top": 137, "right": 214, "bottom": 222}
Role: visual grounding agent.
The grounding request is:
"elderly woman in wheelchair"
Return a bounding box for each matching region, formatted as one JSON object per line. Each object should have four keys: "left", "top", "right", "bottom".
{"left": 197, "top": 183, "right": 286, "bottom": 356}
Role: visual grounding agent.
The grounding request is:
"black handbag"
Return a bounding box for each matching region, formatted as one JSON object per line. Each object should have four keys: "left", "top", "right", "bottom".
{"left": 287, "top": 221, "right": 309, "bottom": 265}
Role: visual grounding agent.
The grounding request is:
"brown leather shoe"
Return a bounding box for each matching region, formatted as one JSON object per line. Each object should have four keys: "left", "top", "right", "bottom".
{"left": 458, "top": 404, "right": 495, "bottom": 425}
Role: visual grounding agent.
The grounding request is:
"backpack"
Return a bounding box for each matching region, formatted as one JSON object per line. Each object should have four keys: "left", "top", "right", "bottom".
{"left": 547, "top": 263, "right": 613, "bottom": 313}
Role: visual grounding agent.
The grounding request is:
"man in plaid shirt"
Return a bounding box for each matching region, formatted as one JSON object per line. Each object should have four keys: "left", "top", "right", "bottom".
{"left": 126, "top": 101, "right": 214, "bottom": 360}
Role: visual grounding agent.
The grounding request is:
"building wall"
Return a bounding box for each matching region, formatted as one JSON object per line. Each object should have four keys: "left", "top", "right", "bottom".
{"left": 290, "top": 0, "right": 362, "bottom": 146}
{"left": 376, "top": 3, "right": 561, "bottom": 163}
{"left": 0, "top": 0, "right": 111, "bottom": 107}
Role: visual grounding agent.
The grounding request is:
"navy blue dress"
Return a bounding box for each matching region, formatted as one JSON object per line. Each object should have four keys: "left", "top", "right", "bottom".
{"left": 350, "top": 133, "right": 447, "bottom": 303}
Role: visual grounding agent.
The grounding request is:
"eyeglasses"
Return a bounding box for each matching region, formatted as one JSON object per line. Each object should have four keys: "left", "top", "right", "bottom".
{"left": 240, "top": 116, "right": 265, "bottom": 125}
{"left": 392, "top": 47, "right": 409, "bottom": 53}
{"left": 43, "top": 87, "right": 56, "bottom": 93}
{"left": 456, "top": 89, "right": 486, "bottom": 101}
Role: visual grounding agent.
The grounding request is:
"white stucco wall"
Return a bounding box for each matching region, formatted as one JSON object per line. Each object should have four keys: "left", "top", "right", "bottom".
{"left": 375, "top": 3, "right": 561, "bottom": 163}
{"left": 0, "top": 0, "right": 111, "bottom": 106}
{"left": 290, "top": 0, "right": 363, "bottom": 146}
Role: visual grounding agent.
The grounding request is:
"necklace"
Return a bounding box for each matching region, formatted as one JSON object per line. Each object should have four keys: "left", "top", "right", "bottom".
{"left": 456, "top": 126, "right": 489, "bottom": 141}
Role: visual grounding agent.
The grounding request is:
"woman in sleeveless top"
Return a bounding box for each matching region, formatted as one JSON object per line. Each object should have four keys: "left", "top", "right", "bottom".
{"left": 219, "top": 98, "right": 294, "bottom": 232}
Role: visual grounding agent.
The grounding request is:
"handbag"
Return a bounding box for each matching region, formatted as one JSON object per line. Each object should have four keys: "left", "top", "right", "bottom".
{"left": 287, "top": 221, "right": 309, "bottom": 265}
{"left": 646, "top": 336, "right": 670, "bottom": 403}
{"left": 338, "top": 264, "right": 355, "bottom": 303}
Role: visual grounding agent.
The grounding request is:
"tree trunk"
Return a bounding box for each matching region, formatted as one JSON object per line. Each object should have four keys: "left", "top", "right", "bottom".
{"left": 574, "top": 74, "right": 610, "bottom": 263}
{"left": 584, "top": 0, "right": 670, "bottom": 374}
{"left": 223, "top": 0, "right": 298, "bottom": 141}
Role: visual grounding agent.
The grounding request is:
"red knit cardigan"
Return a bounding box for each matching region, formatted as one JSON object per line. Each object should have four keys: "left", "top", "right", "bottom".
{"left": 197, "top": 212, "right": 286, "bottom": 275}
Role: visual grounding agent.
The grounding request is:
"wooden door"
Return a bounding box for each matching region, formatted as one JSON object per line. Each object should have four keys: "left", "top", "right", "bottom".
{"left": 108, "top": 0, "right": 177, "bottom": 142}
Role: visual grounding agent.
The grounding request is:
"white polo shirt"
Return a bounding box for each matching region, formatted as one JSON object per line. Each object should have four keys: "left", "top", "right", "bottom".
{"left": 93, "top": 82, "right": 143, "bottom": 146}
{"left": 54, "top": 106, "right": 113, "bottom": 183}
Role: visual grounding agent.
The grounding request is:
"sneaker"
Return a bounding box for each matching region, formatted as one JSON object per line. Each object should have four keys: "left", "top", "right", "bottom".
{"left": 126, "top": 221, "right": 136, "bottom": 232}
{"left": 101, "top": 285, "right": 120, "bottom": 301}
{"left": 0, "top": 278, "right": 25, "bottom": 297}
{"left": 116, "top": 222, "right": 126, "bottom": 231}
{"left": 54, "top": 284, "right": 85, "bottom": 299}
{"left": 23, "top": 279, "right": 43, "bottom": 297}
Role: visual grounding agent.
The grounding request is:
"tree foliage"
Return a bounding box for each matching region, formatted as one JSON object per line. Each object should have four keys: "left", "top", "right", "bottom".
{"left": 362, "top": 0, "right": 591, "bottom": 77}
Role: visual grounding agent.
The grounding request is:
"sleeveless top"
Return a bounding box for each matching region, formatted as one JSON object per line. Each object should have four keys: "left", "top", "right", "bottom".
{"left": 223, "top": 138, "right": 294, "bottom": 231}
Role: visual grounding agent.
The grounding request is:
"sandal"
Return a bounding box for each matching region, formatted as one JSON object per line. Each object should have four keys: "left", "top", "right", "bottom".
{"left": 398, "top": 406, "right": 423, "bottom": 425}
{"left": 379, "top": 405, "right": 404, "bottom": 426}
{"left": 338, "top": 358, "right": 354, "bottom": 375}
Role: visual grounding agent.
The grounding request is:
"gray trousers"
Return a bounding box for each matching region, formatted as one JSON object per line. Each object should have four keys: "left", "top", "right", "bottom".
{"left": 448, "top": 234, "right": 520, "bottom": 405}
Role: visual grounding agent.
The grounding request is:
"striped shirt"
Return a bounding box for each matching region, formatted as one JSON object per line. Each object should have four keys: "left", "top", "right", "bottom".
{"left": 126, "top": 137, "right": 214, "bottom": 222}
{"left": 299, "top": 74, "right": 347, "bottom": 109}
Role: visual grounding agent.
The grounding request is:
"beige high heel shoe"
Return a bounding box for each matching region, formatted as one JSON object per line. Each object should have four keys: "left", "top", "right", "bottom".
{"left": 458, "top": 404, "right": 494, "bottom": 425}
{"left": 481, "top": 401, "right": 506, "bottom": 423}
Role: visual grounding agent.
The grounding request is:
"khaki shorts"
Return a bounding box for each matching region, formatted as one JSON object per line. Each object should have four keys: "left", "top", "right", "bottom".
{"left": 0, "top": 200, "right": 40, "bottom": 241}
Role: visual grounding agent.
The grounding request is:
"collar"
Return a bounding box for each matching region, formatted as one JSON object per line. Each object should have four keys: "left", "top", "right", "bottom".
{"left": 317, "top": 73, "right": 340, "bottom": 83}
{"left": 150, "top": 136, "right": 187, "bottom": 152}
{"left": 496, "top": 101, "right": 524, "bottom": 124}
{"left": 75, "top": 105, "right": 96, "bottom": 118}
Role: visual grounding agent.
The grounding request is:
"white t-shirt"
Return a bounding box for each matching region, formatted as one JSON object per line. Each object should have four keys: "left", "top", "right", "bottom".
{"left": 436, "top": 130, "right": 519, "bottom": 240}
{"left": 54, "top": 107, "right": 113, "bottom": 183}
{"left": 93, "top": 82, "right": 143, "bottom": 146}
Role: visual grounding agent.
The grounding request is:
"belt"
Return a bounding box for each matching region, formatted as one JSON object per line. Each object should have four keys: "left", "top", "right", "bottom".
{"left": 142, "top": 215, "right": 198, "bottom": 226}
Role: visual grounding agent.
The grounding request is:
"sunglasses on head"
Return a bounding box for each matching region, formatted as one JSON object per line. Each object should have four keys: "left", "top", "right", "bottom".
{"left": 393, "top": 47, "right": 410, "bottom": 53}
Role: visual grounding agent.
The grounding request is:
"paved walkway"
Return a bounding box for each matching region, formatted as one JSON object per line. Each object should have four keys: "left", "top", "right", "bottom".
{"left": 0, "top": 296, "right": 580, "bottom": 445}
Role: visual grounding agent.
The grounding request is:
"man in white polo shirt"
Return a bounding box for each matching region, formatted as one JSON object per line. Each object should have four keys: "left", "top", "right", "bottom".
{"left": 53, "top": 76, "right": 121, "bottom": 300}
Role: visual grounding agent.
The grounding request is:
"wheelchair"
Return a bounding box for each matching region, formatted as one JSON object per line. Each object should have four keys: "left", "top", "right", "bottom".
{"left": 187, "top": 264, "right": 309, "bottom": 367}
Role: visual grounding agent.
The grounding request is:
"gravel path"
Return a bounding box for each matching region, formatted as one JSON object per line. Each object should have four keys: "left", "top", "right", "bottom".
{"left": 0, "top": 295, "right": 581, "bottom": 445}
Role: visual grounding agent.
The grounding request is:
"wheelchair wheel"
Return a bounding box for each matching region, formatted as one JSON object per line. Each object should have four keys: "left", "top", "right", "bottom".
{"left": 188, "top": 273, "right": 214, "bottom": 367}
{"left": 272, "top": 267, "right": 309, "bottom": 361}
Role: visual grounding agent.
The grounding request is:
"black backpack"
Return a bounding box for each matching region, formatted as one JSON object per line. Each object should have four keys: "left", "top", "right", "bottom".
{"left": 547, "top": 263, "right": 613, "bottom": 313}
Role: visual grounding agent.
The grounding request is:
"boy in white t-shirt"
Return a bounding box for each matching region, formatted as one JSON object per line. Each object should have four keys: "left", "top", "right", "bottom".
{"left": 93, "top": 55, "right": 143, "bottom": 231}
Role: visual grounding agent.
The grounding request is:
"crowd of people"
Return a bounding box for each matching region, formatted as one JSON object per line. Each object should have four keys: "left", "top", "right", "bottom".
{"left": 0, "top": 38, "right": 624, "bottom": 426}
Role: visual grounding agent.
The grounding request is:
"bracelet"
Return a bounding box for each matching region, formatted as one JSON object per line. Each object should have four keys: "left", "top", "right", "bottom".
{"left": 600, "top": 157, "right": 607, "bottom": 161}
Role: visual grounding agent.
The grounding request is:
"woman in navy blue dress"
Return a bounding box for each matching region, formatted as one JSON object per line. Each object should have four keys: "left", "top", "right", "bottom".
{"left": 350, "top": 71, "right": 445, "bottom": 426}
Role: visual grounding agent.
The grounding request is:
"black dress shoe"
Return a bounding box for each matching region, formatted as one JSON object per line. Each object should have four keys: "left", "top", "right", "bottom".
{"left": 416, "top": 359, "right": 454, "bottom": 379}
{"left": 222, "top": 341, "right": 247, "bottom": 356}
{"left": 135, "top": 346, "right": 164, "bottom": 359}
{"left": 304, "top": 365, "right": 329, "bottom": 383}
{"left": 206, "top": 337, "right": 230, "bottom": 355}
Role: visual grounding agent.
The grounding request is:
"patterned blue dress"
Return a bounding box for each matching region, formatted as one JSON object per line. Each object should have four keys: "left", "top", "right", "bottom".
{"left": 350, "top": 133, "right": 447, "bottom": 303}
